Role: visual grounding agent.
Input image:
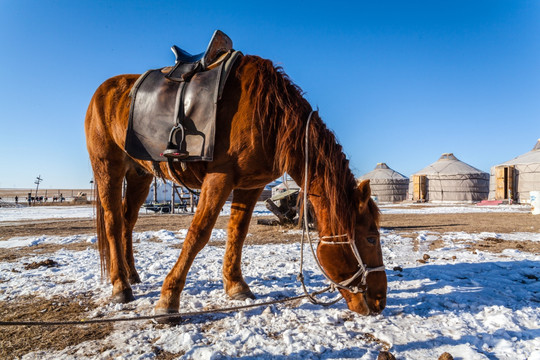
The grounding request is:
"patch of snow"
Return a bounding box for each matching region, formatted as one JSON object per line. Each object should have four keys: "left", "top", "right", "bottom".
{"left": 379, "top": 203, "right": 530, "bottom": 214}
{"left": 0, "top": 205, "right": 96, "bottom": 222}
{"left": 0, "top": 234, "right": 95, "bottom": 248}
{"left": 0, "top": 206, "right": 539, "bottom": 359}
{"left": 0, "top": 202, "right": 272, "bottom": 223}
{"left": 219, "top": 202, "right": 271, "bottom": 216}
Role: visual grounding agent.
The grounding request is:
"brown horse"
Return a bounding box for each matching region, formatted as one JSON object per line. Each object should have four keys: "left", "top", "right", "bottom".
{"left": 85, "top": 55, "right": 387, "bottom": 316}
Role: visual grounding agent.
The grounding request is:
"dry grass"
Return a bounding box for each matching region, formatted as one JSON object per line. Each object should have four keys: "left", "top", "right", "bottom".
{"left": 0, "top": 294, "right": 112, "bottom": 359}
{"left": 381, "top": 212, "right": 540, "bottom": 234}
{"left": 461, "top": 236, "right": 540, "bottom": 254}
{"left": 1, "top": 212, "right": 538, "bottom": 262}
{"left": 0, "top": 242, "right": 94, "bottom": 263}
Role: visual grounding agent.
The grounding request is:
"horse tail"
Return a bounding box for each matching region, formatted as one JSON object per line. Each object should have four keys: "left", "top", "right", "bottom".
{"left": 94, "top": 182, "right": 110, "bottom": 279}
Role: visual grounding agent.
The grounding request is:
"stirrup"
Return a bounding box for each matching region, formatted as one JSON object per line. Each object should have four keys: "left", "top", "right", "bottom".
{"left": 162, "top": 148, "right": 189, "bottom": 159}
{"left": 162, "top": 142, "right": 189, "bottom": 159}
{"left": 163, "top": 125, "right": 189, "bottom": 159}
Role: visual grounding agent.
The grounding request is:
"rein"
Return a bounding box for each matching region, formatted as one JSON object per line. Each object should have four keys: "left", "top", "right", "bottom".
{"left": 298, "top": 110, "right": 385, "bottom": 304}
{"left": 0, "top": 290, "right": 328, "bottom": 327}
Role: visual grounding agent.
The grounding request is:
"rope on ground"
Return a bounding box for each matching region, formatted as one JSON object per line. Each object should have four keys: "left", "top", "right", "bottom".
{"left": 0, "top": 287, "right": 333, "bottom": 327}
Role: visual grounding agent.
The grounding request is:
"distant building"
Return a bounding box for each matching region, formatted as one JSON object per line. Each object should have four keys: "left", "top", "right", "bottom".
{"left": 271, "top": 178, "right": 300, "bottom": 198}
{"left": 489, "top": 139, "right": 540, "bottom": 203}
{"left": 146, "top": 179, "right": 189, "bottom": 203}
{"left": 409, "top": 153, "right": 489, "bottom": 203}
{"left": 358, "top": 163, "right": 408, "bottom": 203}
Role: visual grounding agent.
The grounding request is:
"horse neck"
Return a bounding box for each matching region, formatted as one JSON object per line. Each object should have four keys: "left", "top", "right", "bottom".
{"left": 236, "top": 55, "right": 357, "bottom": 234}
{"left": 285, "top": 120, "right": 357, "bottom": 236}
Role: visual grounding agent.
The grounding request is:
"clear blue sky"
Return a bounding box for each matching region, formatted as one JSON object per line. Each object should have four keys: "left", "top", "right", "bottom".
{"left": 1, "top": 1, "right": 539, "bottom": 189}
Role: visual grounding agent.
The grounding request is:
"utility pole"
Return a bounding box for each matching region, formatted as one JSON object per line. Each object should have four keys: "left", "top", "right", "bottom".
{"left": 34, "top": 175, "right": 43, "bottom": 204}
{"left": 90, "top": 179, "right": 94, "bottom": 202}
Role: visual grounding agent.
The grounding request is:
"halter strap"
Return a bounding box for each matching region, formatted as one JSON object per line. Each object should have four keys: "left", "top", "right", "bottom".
{"left": 319, "top": 234, "right": 349, "bottom": 245}
{"left": 298, "top": 110, "right": 385, "bottom": 298}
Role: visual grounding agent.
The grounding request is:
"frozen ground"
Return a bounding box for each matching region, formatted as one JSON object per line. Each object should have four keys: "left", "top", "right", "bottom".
{"left": 0, "top": 202, "right": 531, "bottom": 223}
{"left": 0, "top": 202, "right": 272, "bottom": 223}
{"left": 0, "top": 205, "right": 97, "bottom": 222}
{"left": 0, "top": 205, "right": 539, "bottom": 359}
{"left": 379, "top": 203, "right": 531, "bottom": 214}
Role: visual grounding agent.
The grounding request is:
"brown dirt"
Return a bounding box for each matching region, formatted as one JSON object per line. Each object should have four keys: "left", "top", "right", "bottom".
{"left": 0, "top": 294, "right": 112, "bottom": 359}
{"left": 381, "top": 212, "right": 540, "bottom": 233}
{"left": 459, "top": 237, "right": 539, "bottom": 254}
{"left": 0, "top": 241, "right": 95, "bottom": 263}
{"left": 0, "top": 214, "right": 304, "bottom": 262}
{"left": 0, "top": 210, "right": 538, "bottom": 356}
{"left": 382, "top": 212, "right": 540, "bottom": 254}
{"left": 3, "top": 211, "right": 538, "bottom": 241}
{"left": 1, "top": 212, "right": 539, "bottom": 260}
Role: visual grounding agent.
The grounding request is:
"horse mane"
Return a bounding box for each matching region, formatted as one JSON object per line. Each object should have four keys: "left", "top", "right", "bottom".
{"left": 241, "top": 55, "right": 377, "bottom": 235}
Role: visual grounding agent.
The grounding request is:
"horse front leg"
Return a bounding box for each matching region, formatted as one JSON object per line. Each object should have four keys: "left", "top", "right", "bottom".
{"left": 154, "top": 172, "right": 233, "bottom": 317}
{"left": 223, "top": 188, "right": 263, "bottom": 300}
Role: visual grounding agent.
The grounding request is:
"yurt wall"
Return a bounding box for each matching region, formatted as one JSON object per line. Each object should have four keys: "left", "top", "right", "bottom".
{"left": 489, "top": 139, "right": 540, "bottom": 203}
{"left": 409, "top": 153, "right": 489, "bottom": 203}
{"left": 359, "top": 163, "right": 409, "bottom": 203}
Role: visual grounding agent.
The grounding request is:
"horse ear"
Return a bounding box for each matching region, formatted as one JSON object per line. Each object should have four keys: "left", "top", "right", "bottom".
{"left": 357, "top": 179, "right": 371, "bottom": 204}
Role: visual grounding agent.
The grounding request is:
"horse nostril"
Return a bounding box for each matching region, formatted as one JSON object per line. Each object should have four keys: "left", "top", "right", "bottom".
{"left": 371, "top": 298, "right": 386, "bottom": 314}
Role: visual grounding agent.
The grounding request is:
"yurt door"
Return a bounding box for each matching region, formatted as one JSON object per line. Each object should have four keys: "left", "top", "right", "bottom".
{"left": 413, "top": 175, "right": 427, "bottom": 202}
{"left": 495, "top": 166, "right": 514, "bottom": 200}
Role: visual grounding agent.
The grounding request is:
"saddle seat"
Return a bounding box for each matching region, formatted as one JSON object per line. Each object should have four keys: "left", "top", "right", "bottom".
{"left": 126, "top": 30, "right": 241, "bottom": 163}
{"left": 171, "top": 30, "right": 233, "bottom": 70}
{"left": 160, "top": 30, "right": 234, "bottom": 159}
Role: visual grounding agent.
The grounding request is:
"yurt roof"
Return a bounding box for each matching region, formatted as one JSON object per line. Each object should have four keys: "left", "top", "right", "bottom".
{"left": 272, "top": 179, "right": 300, "bottom": 190}
{"left": 498, "top": 139, "right": 540, "bottom": 166}
{"left": 359, "top": 163, "right": 408, "bottom": 181}
{"left": 412, "top": 153, "right": 486, "bottom": 176}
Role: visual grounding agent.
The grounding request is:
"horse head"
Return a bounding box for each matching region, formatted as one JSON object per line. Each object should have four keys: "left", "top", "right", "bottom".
{"left": 314, "top": 180, "right": 387, "bottom": 315}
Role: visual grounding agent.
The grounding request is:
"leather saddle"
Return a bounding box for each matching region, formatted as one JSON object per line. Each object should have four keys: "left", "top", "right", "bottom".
{"left": 167, "top": 30, "right": 233, "bottom": 83}
{"left": 125, "top": 30, "right": 242, "bottom": 162}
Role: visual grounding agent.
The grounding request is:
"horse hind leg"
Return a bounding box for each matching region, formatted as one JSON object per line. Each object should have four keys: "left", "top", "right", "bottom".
{"left": 122, "top": 164, "right": 153, "bottom": 284}
{"left": 223, "top": 188, "right": 264, "bottom": 300}
{"left": 92, "top": 158, "right": 134, "bottom": 303}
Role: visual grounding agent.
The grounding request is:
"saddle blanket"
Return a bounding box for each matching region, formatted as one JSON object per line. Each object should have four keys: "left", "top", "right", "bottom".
{"left": 125, "top": 51, "right": 241, "bottom": 162}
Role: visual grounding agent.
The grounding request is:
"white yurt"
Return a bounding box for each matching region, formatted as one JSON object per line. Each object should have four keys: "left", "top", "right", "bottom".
{"left": 488, "top": 139, "right": 540, "bottom": 203}
{"left": 409, "top": 153, "right": 489, "bottom": 203}
{"left": 146, "top": 179, "right": 191, "bottom": 203}
{"left": 358, "top": 163, "right": 409, "bottom": 203}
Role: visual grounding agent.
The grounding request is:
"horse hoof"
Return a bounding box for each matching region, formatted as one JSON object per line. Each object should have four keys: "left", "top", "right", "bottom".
{"left": 112, "top": 288, "right": 135, "bottom": 303}
{"left": 154, "top": 308, "right": 182, "bottom": 325}
{"left": 129, "top": 274, "right": 142, "bottom": 284}
{"left": 230, "top": 291, "right": 256, "bottom": 301}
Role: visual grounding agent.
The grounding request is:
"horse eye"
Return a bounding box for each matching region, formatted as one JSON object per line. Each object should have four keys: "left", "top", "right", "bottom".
{"left": 367, "top": 237, "right": 377, "bottom": 245}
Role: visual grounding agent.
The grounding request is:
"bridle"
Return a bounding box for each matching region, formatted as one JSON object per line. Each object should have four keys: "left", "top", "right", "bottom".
{"left": 298, "top": 110, "right": 385, "bottom": 303}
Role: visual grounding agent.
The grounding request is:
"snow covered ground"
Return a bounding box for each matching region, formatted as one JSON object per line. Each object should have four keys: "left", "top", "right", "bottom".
{"left": 379, "top": 203, "right": 531, "bottom": 215}
{"left": 0, "top": 201, "right": 531, "bottom": 223}
{"left": 0, "top": 202, "right": 272, "bottom": 223}
{"left": 0, "top": 204, "right": 539, "bottom": 359}
{"left": 0, "top": 205, "right": 97, "bottom": 222}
